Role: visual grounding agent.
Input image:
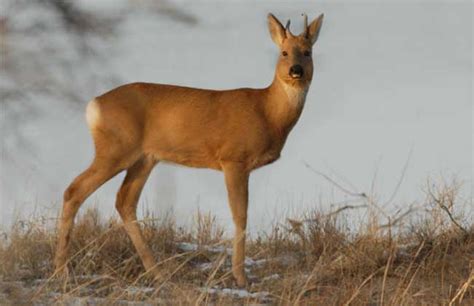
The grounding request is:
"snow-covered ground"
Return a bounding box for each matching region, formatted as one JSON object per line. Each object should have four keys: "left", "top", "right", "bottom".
{"left": 1, "top": 1, "right": 472, "bottom": 233}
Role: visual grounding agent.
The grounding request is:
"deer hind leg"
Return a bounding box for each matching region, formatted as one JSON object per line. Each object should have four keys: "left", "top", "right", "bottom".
{"left": 54, "top": 157, "right": 124, "bottom": 273}
{"left": 115, "top": 156, "right": 157, "bottom": 275}
{"left": 222, "top": 162, "right": 250, "bottom": 287}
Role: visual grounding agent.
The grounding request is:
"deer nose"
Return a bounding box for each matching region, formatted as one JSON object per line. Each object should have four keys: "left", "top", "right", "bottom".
{"left": 289, "top": 65, "right": 304, "bottom": 79}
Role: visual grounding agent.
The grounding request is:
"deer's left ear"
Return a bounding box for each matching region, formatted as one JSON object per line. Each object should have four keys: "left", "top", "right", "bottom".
{"left": 307, "top": 14, "right": 324, "bottom": 45}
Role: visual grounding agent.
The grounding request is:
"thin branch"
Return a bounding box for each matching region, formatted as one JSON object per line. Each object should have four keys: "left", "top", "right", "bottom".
{"left": 324, "top": 204, "right": 368, "bottom": 218}
{"left": 383, "top": 146, "right": 413, "bottom": 207}
{"left": 432, "top": 195, "right": 467, "bottom": 234}
{"left": 370, "top": 155, "right": 383, "bottom": 198}
{"left": 378, "top": 203, "right": 419, "bottom": 229}
{"left": 302, "top": 161, "right": 367, "bottom": 198}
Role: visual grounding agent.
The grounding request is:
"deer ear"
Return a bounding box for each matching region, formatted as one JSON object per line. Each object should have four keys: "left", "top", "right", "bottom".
{"left": 307, "top": 14, "right": 324, "bottom": 45}
{"left": 267, "top": 13, "right": 286, "bottom": 47}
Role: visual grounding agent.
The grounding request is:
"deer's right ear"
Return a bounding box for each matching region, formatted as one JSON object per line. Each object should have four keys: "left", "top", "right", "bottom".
{"left": 267, "top": 13, "right": 286, "bottom": 47}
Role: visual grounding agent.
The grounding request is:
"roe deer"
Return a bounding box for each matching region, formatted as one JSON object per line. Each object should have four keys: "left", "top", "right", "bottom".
{"left": 55, "top": 13, "right": 324, "bottom": 287}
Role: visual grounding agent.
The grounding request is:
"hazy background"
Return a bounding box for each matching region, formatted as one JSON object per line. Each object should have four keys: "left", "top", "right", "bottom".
{"left": 1, "top": 0, "right": 472, "bottom": 234}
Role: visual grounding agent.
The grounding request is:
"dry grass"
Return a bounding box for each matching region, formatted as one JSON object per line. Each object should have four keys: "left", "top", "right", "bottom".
{"left": 0, "top": 181, "right": 472, "bottom": 305}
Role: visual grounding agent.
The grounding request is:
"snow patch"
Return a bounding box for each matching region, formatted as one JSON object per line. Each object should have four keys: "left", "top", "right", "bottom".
{"left": 125, "top": 286, "right": 156, "bottom": 295}
{"left": 176, "top": 242, "right": 232, "bottom": 255}
{"left": 262, "top": 274, "right": 280, "bottom": 282}
{"left": 201, "top": 287, "right": 271, "bottom": 300}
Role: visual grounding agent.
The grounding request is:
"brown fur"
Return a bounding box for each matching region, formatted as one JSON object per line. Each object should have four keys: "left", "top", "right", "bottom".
{"left": 54, "top": 13, "right": 324, "bottom": 287}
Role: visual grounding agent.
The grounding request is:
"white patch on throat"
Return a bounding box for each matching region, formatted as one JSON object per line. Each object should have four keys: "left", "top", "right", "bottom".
{"left": 281, "top": 82, "right": 308, "bottom": 108}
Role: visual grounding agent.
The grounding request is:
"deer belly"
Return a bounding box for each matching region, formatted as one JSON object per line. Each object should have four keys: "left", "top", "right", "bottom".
{"left": 144, "top": 136, "right": 222, "bottom": 170}
{"left": 160, "top": 152, "right": 222, "bottom": 170}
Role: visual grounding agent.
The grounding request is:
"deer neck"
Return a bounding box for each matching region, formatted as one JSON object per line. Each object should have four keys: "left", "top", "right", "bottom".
{"left": 264, "top": 76, "right": 310, "bottom": 136}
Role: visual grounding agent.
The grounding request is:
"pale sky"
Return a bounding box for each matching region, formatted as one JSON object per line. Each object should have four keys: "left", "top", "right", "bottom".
{"left": 1, "top": 1, "right": 472, "bottom": 233}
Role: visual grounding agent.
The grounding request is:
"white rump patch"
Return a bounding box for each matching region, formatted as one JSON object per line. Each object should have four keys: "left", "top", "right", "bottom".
{"left": 282, "top": 82, "right": 308, "bottom": 108}
{"left": 86, "top": 99, "right": 101, "bottom": 129}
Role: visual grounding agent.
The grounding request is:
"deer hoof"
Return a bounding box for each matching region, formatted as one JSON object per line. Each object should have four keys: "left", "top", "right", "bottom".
{"left": 53, "top": 264, "right": 70, "bottom": 281}
{"left": 234, "top": 273, "right": 248, "bottom": 288}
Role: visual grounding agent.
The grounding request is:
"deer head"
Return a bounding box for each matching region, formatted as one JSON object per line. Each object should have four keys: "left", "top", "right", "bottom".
{"left": 268, "top": 13, "right": 324, "bottom": 88}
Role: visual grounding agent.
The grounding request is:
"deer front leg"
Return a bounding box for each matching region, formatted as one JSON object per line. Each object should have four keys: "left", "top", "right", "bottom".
{"left": 222, "top": 162, "right": 249, "bottom": 287}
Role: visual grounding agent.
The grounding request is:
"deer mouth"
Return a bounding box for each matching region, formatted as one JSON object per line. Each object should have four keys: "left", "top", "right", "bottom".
{"left": 290, "top": 72, "right": 304, "bottom": 79}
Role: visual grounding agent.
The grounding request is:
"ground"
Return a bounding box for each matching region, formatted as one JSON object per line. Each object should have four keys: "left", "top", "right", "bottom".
{"left": 0, "top": 184, "right": 473, "bottom": 305}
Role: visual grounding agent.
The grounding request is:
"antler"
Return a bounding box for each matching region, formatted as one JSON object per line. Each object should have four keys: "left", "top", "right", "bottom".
{"left": 285, "top": 19, "right": 294, "bottom": 37}
{"left": 302, "top": 13, "right": 308, "bottom": 37}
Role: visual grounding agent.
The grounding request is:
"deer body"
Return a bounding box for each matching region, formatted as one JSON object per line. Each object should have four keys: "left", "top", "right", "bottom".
{"left": 88, "top": 82, "right": 300, "bottom": 171}
{"left": 55, "top": 13, "right": 324, "bottom": 287}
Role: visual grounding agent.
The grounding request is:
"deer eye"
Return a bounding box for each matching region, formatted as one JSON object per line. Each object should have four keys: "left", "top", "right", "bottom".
{"left": 282, "top": 51, "right": 288, "bottom": 57}
{"left": 304, "top": 50, "right": 311, "bottom": 57}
